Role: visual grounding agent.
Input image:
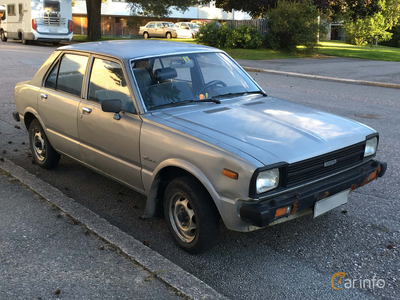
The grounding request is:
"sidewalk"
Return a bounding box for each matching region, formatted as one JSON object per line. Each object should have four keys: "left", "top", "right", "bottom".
{"left": 237, "top": 57, "right": 400, "bottom": 85}
{"left": 0, "top": 171, "right": 182, "bottom": 300}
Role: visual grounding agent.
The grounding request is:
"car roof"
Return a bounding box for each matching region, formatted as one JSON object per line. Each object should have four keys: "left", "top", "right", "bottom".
{"left": 59, "top": 40, "right": 220, "bottom": 60}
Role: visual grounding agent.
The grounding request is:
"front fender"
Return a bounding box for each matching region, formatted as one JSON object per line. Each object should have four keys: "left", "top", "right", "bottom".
{"left": 144, "top": 158, "right": 229, "bottom": 219}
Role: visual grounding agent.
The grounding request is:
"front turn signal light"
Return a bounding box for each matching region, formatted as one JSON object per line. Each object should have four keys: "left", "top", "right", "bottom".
{"left": 222, "top": 169, "right": 238, "bottom": 180}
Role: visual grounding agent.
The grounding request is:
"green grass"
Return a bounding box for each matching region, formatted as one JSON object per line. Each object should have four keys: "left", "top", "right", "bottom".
{"left": 316, "top": 40, "right": 400, "bottom": 62}
{"left": 223, "top": 48, "right": 300, "bottom": 60}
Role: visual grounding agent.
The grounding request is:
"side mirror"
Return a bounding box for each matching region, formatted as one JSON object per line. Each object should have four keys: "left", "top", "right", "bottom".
{"left": 101, "top": 99, "right": 122, "bottom": 120}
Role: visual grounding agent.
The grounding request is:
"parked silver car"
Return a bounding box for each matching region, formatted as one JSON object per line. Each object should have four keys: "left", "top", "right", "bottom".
{"left": 139, "top": 22, "right": 177, "bottom": 39}
{"left": 12, "top": 41, "right": 386, "bottom": 253}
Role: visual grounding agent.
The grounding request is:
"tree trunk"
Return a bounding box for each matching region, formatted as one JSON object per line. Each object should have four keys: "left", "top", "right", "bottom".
{"left": 86, "top": 0, "right": 102, "bottom": 41}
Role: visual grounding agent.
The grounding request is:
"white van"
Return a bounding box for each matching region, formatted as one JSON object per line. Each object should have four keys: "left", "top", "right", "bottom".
{"left": 0, "top": 0, "right": 73, "bottom": 45}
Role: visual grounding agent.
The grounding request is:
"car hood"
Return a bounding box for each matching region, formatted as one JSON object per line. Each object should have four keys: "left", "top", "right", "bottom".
{"left": 151, "top": 96, "right": 375, "bottom": 166}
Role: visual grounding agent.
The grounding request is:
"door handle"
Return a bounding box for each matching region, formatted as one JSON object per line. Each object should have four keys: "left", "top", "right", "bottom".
{"left": 40, "top": 93, "right": 48, "bottom": 100}
{"left": 82, "top": 107, "right": 92, "bottom": 114}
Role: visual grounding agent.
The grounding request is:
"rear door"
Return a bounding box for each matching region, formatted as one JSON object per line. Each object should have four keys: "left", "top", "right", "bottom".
{"left": 39, "top": 52, "right": 89, "bottom": 159}
{"left": 77, "top": 56, "right": 143, "bottom": 191}
{"left": 155, "top": 22, "right": 164, "bottom": 37}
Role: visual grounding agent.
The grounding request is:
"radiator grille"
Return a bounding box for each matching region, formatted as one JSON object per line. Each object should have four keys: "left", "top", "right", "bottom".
{"left": 286, "top": 142, "right": 365, "bottom": 187}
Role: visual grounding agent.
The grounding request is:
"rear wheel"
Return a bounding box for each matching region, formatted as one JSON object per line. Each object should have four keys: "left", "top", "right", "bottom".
{"left": 22, "top": 37, "right": 29, "bottom": 45}
{"left": 29, "top": 119, "right": 60, "bottom": 169}
{"left": 143, "top": 32, "right": 149, "bottom": 39}
{"left": 164, "top": 176, "right": 220, "bottom": 254}
{"left": 166, "top": 32, "right": 172, "bottom": 39}
{"left": 0, "top": 31, "right": 7, "bottom": 42}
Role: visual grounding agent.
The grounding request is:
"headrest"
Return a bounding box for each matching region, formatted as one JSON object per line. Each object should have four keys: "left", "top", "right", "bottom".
{"left": 154, "top": 67, "right": 177, "bottom": 81}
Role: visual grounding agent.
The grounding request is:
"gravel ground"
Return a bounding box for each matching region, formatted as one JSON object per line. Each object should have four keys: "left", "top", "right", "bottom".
{"left": 0, "top": 41, "right": 398, "bottom": 299}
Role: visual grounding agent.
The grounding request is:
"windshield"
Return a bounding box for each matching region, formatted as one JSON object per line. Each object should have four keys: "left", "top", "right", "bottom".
{"left": 188, "top": 23, "right": 199, "bottom": 29}
{"left": 131, "top": 52, "right": 260, "bottom": 110}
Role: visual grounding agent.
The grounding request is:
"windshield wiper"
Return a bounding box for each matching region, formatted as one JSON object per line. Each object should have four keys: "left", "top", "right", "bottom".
{"left": 150, "top": 98, "right": 221, "bottom": 110}
{"left": 211, "top": 91, "right": 267, "bottom": 99}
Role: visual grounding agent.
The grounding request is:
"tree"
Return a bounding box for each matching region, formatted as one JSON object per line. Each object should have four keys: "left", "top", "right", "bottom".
{"left": 85, "top": 0, "right": 201, "bottom": 41}
{"left": 341, "top": 0, "right": 400, "bottom": 45}
{"left": 265, "top": 0, "right": 327, "bottom": 52}
{"left": 215, "top": 0, "right": 332, "bottom": 18}
{"left": 86, "top": 0, "right": 102, "bottom": 41}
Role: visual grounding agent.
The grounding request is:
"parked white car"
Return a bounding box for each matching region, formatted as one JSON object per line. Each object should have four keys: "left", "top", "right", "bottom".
{"left": 175, "top": 22, "right": 199, "bottom": 38}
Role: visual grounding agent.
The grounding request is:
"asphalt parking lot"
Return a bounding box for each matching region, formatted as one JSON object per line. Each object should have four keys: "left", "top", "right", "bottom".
{"left": 0, "top": 41, "right": 399, "bottom": 299}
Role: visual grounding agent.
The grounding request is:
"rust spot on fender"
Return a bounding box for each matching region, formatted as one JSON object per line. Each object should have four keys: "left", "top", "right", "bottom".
{"left": 350, "top": 184, "right": 357, "bottom": 193}
{"left": 290, "top": 199, "right": 299, "bottom": 215}
{"left": 321, "top": 191, "right": 329, "bottom": 199}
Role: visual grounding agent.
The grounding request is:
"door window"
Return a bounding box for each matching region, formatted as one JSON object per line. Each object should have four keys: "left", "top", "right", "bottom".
{"left": 156, "top": 23, "right": 162, "bottom": 28}
{"left": 88, "top": 58, "right": 135, "bottom": 113}
{"left": 18, "top": 3, "right": 23, "bottom": 21}
{"left": 56, "top": 54, "right": 88, "bottom": 97}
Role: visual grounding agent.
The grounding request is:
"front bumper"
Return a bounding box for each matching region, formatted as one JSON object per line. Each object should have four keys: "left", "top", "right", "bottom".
{"left": 240, "top": 159, "right": 387, "bottom": 228}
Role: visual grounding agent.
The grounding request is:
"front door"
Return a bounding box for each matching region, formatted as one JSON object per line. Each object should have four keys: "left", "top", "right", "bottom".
{"left": 39, "top": 53, "right": 89, "bottom": 158}
{"left": 77, "top": 57, "right": 143, "bottom": 191}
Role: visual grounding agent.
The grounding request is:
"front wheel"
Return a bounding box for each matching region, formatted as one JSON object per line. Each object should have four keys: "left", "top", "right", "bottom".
{"left": 29, "top": 119, "right": 60, "bottom": 169}
{"left": 0, "top": 31, "right": 7, "bottom": 42}
{"left": 143, "top": 32, "right": 149, "bottom": 39}
{"left": 164, "top": 176, "right": 220, "bottom": 254}
{"left": 166, "top": 32, "right": 172, "bottom": 39}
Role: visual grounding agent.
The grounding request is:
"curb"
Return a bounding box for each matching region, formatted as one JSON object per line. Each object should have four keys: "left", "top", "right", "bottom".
{"left": 242, "top": 67, "right": 400, "bottom": 90}
{"left": 0, "top": 158, "right": 228, "bottom": 300}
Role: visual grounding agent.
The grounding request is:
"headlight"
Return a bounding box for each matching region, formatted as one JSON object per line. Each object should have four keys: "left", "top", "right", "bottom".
{"left": 364, "top": 137, "right": 378, "bottom": 157}
{"left": 256, "top": 168, "right": 279, "bottom": 194}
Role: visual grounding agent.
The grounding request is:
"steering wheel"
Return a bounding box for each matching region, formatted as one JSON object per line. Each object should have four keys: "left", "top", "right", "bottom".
{"left": 199, "top": 80, "right": 227, "bottom": 96}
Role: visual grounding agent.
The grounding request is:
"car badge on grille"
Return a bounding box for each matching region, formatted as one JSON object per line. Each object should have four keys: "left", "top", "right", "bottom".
{"left": 324, "top": 159, "right": 337, "bottom": 167}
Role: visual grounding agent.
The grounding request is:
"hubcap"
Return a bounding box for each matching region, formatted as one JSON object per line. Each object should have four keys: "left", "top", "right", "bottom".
{"left": 32, "top": 130, "right": 46, "bottom": 161}
{"left": 169, "top": 193, "right": 196, "bottom": 243}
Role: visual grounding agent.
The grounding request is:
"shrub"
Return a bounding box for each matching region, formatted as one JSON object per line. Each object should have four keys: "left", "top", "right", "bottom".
{"left": 265, "top": 0, "right": 327, "bottom": 53}
{"left": 225, "top": 25, "right": 263, "bottom": 49}
{"left": 196, "top": 23, "right": 263, "bottom": 49}
{"left": 195, "top": 21, "right": 230, "bottom": 48}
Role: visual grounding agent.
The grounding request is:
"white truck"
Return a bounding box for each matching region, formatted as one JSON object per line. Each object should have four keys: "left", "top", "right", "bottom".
{"left": 0, "top": 0, "right": 73, "bottom": 45}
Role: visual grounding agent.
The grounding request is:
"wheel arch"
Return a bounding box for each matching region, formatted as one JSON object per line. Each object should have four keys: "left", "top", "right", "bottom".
{"left": 23, "top": 108, "right": 47, "bottom": 132}
{"left": 144, "top": 160, "right": 222, "bottom": 220}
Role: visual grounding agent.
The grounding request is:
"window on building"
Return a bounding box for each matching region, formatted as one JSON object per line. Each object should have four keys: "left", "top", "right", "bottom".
{"left": 7, "top": 4, "right": 16, "bottom": 16}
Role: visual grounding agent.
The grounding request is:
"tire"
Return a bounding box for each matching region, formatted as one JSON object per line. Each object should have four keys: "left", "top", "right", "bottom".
{"left": 143, "top": 32, "right": 149, "bottom": 39}
{"left": 166, "top": 32, "right": 172, "bottom": 39}
{"left": 22, "top": 38, "right": 29, "bottom": 45}
{"left": 0, "top": 31, "right": 7, "bottom": 42}
{"left": 29, "top": 119, "right": 60, "bottom": 169}
{"left": 164, "top": 176, "right": 220, "bottom": 254}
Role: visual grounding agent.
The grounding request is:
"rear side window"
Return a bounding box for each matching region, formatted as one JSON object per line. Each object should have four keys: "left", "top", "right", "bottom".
{"left": 45, "top": 62, "right": 58, "bottom": 89}
{"left": 55, "top": 54, "right": 88, "bottom": 97}
{"left": 7, "top": 4, "right": 16, "bottom": 16}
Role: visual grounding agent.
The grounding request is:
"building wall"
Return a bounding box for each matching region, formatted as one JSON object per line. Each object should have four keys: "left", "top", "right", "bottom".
{"left": 72, "top": 0, "right": 251, "bottom": 20}
{"left": 72, "top": 0, "right": 252, "bottom": 36}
